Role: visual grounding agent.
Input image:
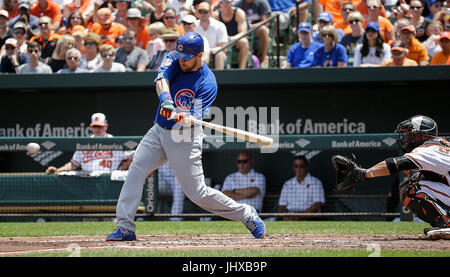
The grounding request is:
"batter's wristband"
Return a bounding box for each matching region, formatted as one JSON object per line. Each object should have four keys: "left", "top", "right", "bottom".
{"left": 159, "top": 91, "right": 172, "bottom": 102}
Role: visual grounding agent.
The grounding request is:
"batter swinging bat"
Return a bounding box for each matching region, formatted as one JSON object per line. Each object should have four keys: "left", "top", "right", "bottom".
{"left": 173, "top": 113, "right": 273, "bottom": 146}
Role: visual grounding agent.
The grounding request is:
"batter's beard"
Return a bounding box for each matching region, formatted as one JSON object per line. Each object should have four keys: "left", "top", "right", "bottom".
{"left": 180, "top": 59, "right": 200, "bottom": 72}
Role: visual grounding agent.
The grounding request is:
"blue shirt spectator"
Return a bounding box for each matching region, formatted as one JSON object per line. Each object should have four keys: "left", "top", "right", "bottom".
{"left": 283, "top": 22, "right": 322, "bottom": 68}
{"left": 0, "top": 38, "right": 29, "bottom": 73}
{"left": 312, "top": 25, "right": 348, "bottom": 67}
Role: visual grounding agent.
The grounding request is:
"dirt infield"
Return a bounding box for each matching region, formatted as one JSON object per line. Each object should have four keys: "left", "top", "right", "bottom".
{"left": 0, "top": 233, "right": 448, "bottom": 256}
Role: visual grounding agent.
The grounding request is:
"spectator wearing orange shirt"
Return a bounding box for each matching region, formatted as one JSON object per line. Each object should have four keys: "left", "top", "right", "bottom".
{"left": 163, "top": 7, "right": 184, "bottom": 36}
{"left": 89, "top": 8, "right": 127, "bottom": 47}
{"left": 29, "top": 16, "right": 61, "bottom": 60}
{"left": 363, "top": 0, "right": 394, "bottom": 43}
{"left": 400, "top": 24, "right": 429, "bottom": 65}
{"left": 58, "top": 10, "right": 86, "bottom": 35}
{"left": 431, "top": 31, "right": 450, "bottom": 65}
{"left": 381, "top": 40, "right": 418, "bottom": 66}
{"left": 355, "top": 0, "right": 386, "bottom": 18}
{"left": 2, "top": 0, "right": 19, "bottom": 20}
{"left": 30, "top": 0, "right": 62, "bottom": 30}
{"left": 318, "top": 0, "right": 350, "bottom": 25}
{"left": 63, "top": 0, "right": 95, "bottom": 24}
{"left": 335, "top": 2, "right": 356, "bottom": 34}
{"left": 126, "top": 8, "right": 150, "bottom": 49}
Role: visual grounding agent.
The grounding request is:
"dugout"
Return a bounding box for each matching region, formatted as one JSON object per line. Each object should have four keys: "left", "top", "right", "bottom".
{"left": 0, "top": 66, "right": 449, "bottom": 221}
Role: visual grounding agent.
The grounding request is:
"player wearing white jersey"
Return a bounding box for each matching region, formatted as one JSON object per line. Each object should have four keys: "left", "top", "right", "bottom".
{"left": 45, "top": 113, "right": 134, "bottom": 174}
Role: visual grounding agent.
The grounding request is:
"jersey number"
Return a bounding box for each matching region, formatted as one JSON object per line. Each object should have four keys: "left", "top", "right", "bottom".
{"left": 438, "top": 147, "right": 450, "bottom": 155}
{"left": 100, "top": 160, "right": 112, "bottom": 169}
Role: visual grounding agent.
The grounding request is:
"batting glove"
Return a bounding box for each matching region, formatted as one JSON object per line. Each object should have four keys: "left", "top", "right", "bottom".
{"left": 160, "top": 100, "right": 176, "bottom": 120}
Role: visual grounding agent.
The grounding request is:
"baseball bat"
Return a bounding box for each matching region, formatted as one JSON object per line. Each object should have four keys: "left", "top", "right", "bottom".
{"left": 174, "top": 114, "right": 273, "bottom": 146}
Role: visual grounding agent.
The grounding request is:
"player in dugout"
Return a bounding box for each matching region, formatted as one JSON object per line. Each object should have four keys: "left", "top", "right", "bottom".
{"left": 332, "top": 115, "right": 450, "bottom": 240}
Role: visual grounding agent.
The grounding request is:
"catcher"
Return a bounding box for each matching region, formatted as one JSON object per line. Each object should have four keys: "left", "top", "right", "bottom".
{"left": 332, "top": 115, "right": 450, "bottom": 240}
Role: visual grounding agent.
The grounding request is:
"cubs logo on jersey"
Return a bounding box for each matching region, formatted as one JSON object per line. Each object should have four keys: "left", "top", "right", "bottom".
{"left": 174, "top": 89, "right": 195, "bottom": 111}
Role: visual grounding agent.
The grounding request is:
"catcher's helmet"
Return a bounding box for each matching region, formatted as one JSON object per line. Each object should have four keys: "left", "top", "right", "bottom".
{"left": 171, "top": 32, "right": 204, "bottom": 61}
{"left": 395, "top": 115, "right": 438, "bottom": 152}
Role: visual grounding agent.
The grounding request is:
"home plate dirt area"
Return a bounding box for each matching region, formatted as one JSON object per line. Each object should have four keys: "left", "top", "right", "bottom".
{"left": 0, "top": 234, "right": 448, "bottom": 256}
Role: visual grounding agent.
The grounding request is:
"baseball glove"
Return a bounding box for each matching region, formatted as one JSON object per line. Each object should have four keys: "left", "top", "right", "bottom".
{"left": 331, "top": 155, "right": 367, "bottom": 191}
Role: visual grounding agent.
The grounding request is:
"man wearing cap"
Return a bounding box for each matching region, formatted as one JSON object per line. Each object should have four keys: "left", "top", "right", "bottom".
{"left": 282, "top": 22, "right": 321, "bottom": 68}
{"left": 147, "top": 27, "right": 179, "bottom": 70}
{"left": 30, "top": 0, "right": 62, "bottom": 30}
{"left": 46, "top": 113, "right": 134, "bottom": 174}
{"left": 114, "top": 28, "right": 149, "bottom": 71}
{"left": 312, "top": 12, "right": 344, "bottom": 43}
{"left": 106, "top": 32, "right": 267, "bottom": 241}
{"left": 400, "top": 24, "right": 429, "bottom": 65}
{"left": 12, "top": 21, "right": 28, "bottom": 53}
{"left": 126, "top": 8, "right": 151, "bottom": 49}
{"left": 0, "top": 9, "right": 13, "bottom": 50}
{"left": 8, "top": 1, "right": 40, "bottom": 37}
{"left": 18, "top": 41, "right": 52, "bottom": 73}
{"left": 0, "top": 37, "right": 29, "bottom": 73}
{"left": 380, "top": 40, "right": 418, "bottom": 66}
{"left": 194, "top": 1, "right": 228, "bottom": 69}
{"left": 431, "top": 31, "right": 450, "bottom": 64}
{"left": 29, "top": 16, "right": 61, "bottom": 60}
{"left": 90, "top": 8, "right": 127, "bottom": 47}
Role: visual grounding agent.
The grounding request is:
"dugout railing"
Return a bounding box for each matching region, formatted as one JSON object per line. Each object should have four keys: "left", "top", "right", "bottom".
{"left": 0, "top": 133, "right": 405, "bottom": 221}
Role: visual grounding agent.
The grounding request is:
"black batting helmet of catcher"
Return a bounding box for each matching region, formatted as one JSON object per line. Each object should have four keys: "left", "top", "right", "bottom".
{"left": 395, "top": 115, "right": 438, "bottom": 152}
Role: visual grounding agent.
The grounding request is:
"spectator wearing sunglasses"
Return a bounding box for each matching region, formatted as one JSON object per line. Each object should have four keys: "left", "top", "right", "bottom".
{"left": 409, "top": 0, "right": 432, "bottom": 42}
{"left": 11, "top": 21, "right": 27, "bottom": 53}
{"left": 163, "top": 7, "right": 184, "bottom": 36}
{"left": 79, "top": 32, "right": 103, "bottom": 71}
{"left": 18, "top": 41, "right": 52, "bottom": 73}
{"left": 114, "top": 28, "right": 149, "bottom": 71}
{"left": 312, "top": 12, "right": 344, "bottom": 44}
{"left": 363, "top": 0, "right": 394, "bottom": 44}
{"left": 340, "top": 11, "right": 365, "bottom": 66}
{"left": 0, "top": 37, "right": 28, "bottom": 73}
{"left": 427, "top": 0, "right": 444, "bottom": 20}
{"left": 146, "top": 27, "right": 179, "bottom": 70}
{"left": 126, "top": 8, "right": 151, "bottom": 49}
{"left": 334, "top": 2, "right": 356, "bottom": 35}
{"left": 277, "top": 155, "right": 325, "bottom": 221}
{"left": 8, "top": 1, "right": 40, "bottom": 38}
{"left": 29, "top": 16, "right": 61, "bottom": 60}
{"left": 353, "top": 21, "right": 391, "bottom": 67}
{"left": 56, "top": 47, "right": 88, "bottom": 73}
{"left": 47, "top": 34, "right": 75, "bottom": 72}
{"left": 95, "top": 43, "right": 126, "bottom": 72}
{"left": 313, "top": 24, "right": 347, "bottom": 67}
{"left": 221, "top": 151, "right": 266, "bottom": 213}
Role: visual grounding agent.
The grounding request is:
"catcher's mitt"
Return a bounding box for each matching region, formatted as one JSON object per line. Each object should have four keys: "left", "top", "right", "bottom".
{"left": 331, "top": 155, "right": 367, "bottom": 191}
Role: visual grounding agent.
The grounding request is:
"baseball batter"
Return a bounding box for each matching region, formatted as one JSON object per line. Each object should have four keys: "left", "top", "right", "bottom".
{"left": 332, "top": 115, "right": 450, "bottom": 239}
{"left": 106, "top": 32, "right": 266, "bottom": 241}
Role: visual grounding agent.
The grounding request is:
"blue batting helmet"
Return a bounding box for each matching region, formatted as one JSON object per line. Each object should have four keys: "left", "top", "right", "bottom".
{"left": 172, "top": 32, "right": 204, "bottom": 60}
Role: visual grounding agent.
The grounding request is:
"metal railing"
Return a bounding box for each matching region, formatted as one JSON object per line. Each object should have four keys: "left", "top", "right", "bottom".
{"left": 210, "top": 14, "right": 281, "bottom": 69}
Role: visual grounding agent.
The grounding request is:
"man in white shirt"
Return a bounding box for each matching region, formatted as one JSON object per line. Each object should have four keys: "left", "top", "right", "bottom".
{"left": 222, "top": 151, "right": 266, "bottom": 212}
{"left": 278, "top": 155, "right": 325, "bottom": 220}
{"left": 194, "top": 1, "right": 228, "bottom": 69}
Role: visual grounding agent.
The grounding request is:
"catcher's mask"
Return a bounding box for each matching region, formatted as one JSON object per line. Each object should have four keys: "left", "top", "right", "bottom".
{"left": 395, "top": 115, "right": 438, "bottom": 153}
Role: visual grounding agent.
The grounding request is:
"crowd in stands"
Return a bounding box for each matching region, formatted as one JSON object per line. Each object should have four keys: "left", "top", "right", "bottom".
{"left": 0, "top": 0, "right": 449, "bottom": 73}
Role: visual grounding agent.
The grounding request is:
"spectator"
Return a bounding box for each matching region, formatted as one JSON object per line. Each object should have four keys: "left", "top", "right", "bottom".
{"left": 46, "top": 113, "right": 134, "bottom": 174}
{"left": 146, "top": 27, "right": 179, "bottom": 70}
{"left": 47, "top": 34, "right": 75, "bottom": 72}
{"left": 422, "top": 21, "right": 443, "bottom": 57}
{"left": 353, "top": 21, "right": 391, "bottom": 67}
{"left": 0, "top": 9, "right": 13, "bottom": 50}
{"left": 126, "top": 8, "right": 151, "bottom": 49}
{"left": 355, "top": 0, "right": 386, "bottom": 19}
{"left": 215, "top": 0, "right": 249, "bottom": 69}
{"left": 277, "top": 155, "right": 325, "bottom": 221}
{"left": 158, "top": 162, "right": 186, "bottom": 221}
{"left": 221, "top": 151, "right": 266, "bottom": 213}
{"left": 167, "top": 0, "right": 194, "bottom": 23}
{"left": 194, "top": 1, "right": 228, "bottom": 69}
{"left": 79, "top": 32, "right": 102, "bottom": 71}
{"left": 312, "top": 12, "right": 344, "bottom": 43}
{"left": 268, "top": 0, "right": 310, "bottom": 35}
{"left": 163, "top": 7, "right": 185, "bottom": 36}
{"left": 2, "top": 0, "right": 19, "bottom": 20}
{"left": 335, "top": 2, "right": 356, "bottom": 35}
{"left": 427, "top": 0, "right": 444, "bottom": 20}
{"left": 319, "top": 0, "right": 366, "bottom": 26}
{"left": 30, "top": 0, "right": 62, "bottom": 30}
{"left": 364, "top": 0, "right": 394, "bottom": 44}
{"left": 340, "top": 11, "right": 365, "bottom": 66}
{"left": 409, "top": 0, "right": 432, "bottom": 42}
{"left": 0, "top": 37, "right": 28, "bottom": 73}
{"left": 29, "top": 16, "right": 61, "bottom": 61}
{"left": 181, "top": 14, "right": 210, "bottom": 63}
{"left": 63, "top": 0, "right": 95, "bottom": 24}
{"left": 381, "top": 40, "right": 418, "bottom": 65}
{"left": 57, "top": 9, "right": 86, "bottom": 36}
{"left": 146, "top": 21, "right": 166, "bottom": 61}
{"left": 56, "top": 47, "right": 88, "bottom": 73}
{"left": 94, "top": 43, "right": 126, "bottom": 72}
{"left": 18, "top": 41, "right": 53, "bottom": 73}
{"left": 312, "top": 25, "right": 347, "bottom": 67}
{"left": 234, "top": 0, "right": 271, "bottom": 66}
{"left": 89, "top": 8, "right": 127, "bottom": 47}
{"left": 148, "top": 0, "right": 166, "bottom": 24}
{"left": 393, "top": 17, "right": 411, "bottom": 42}
{"left": 112, "top": 0, "right": 131, "bottom": 27}
{"left": 400, "top": 24, "right": 429, "bottom": 65}
{"left": 430, "top": 31, "right": 450, "bottom": 64}
{"left": 115, "top": 28, "right": 149, "bottom": 71}
{"left": 11, "top": 21, "right": 28, "bottom": 53}
{"left": 282, "top": 22, "right": 321, "bottom": 68}
{"left": 9, "top": 0, "right": 40, "bottom": 38}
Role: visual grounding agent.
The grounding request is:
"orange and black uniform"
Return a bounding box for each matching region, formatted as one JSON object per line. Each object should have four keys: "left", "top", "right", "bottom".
{"left": 29, "top": 31, "right": 62, "bottom": 59}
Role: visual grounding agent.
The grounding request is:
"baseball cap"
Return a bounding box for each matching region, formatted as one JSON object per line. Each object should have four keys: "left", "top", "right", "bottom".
{"left": 0, "top": 9, "right": 8, "bottom": 18}
{"left": 13, "top": 21, "right": 27, "bottom": 30}
{"left": 318, "top": 12, "right": 333, "bottom": 22}
{"left": 18, "top": 0, "right": 30, "bottom": 9}
{"left": 297, "top": 22, "right": 312, "bottom": 32}
{"left": 367, "top": 0, "right": 382, "bottom": 7}
{"left": 197, "top": 2, "right": 210, "bottom": 11}
{"left": 90, "top": 113, "right": 107, "bottom": 127}
{"left": 182, "top": 14, "right": 197, "bottom": 24}
{"left": 5, "top": 38, "right": 18, "bottom": 47}
{"left": 71, "top": 25, "right": 85, "bottom": 37}
{"left": 391, "top": 40, "right": 407, "bottom": 52}
{"left": 127, "top": 8, "right": 143, "bottom": 19}
{"left": 401, "top": 25, "right": 416, "bottom": 32}
{"left": 171, "top": 32, "right": 204, "bottom": 60}
{"left": 439, "top": 31, "right": 450, "bottom": 40}
{"left": 366, "top": 21, "right": 380, "bottom": 32}
{"left": 161, "top": 28, "right": 180, "bottom": 39}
